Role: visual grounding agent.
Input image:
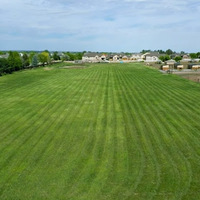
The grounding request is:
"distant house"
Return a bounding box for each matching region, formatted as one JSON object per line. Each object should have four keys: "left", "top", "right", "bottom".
{"left": 165, "top": 59, "right": 176, "bottom": 69}
{"left": 182, "top": 54, "right": 191, "bottom": 62}
{"left": 0, "top": 54, "right": 9, "bottom": 59}
{"left": 113, "top": 55, "right": 119, "bottom": 61}
{"left": 166, "top": 59, "right": 176, "bottom": 65}
{"left": 177, "top": 65, "right": 184, "bottom": 70}
{"left": 144, "top": 52, "right": 160, "bottom": 62}
{"left": 122, "top": 55, "right": 128, "bottom": 61}
{"left": 130, "top": 53, "right": 142, "bottom": 61}
{"left": 162, "top": 65, "right": 169, "bottom": 71}
{"left": 82, "top": 52, "right": 107, "bottom": 62}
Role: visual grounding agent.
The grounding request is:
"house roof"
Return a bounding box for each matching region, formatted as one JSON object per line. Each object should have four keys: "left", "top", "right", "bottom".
{"left": 0, "top": 54, "right": 8, "bottom": 59}
{"left": 83, "top": 52, "right": 102, "bottom": 57}
{"left": 166, "top": 59, "right": 176, "bottom": 64}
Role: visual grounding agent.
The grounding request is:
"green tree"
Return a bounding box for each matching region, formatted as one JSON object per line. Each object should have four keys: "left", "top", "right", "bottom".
{"left": 180, "top": 51, "right": 185, "bottom": 54}
{"left": 38, "top": 52, "right": 50, "bottom": 66}
{"left": 159, "top": 55, "right": 170, "bottom": 62}
{"left": 29, "top": 52, "right": 36, "bottom": 64}
{"left": 62, "top": 54, "right": 70, "bottom": 61}
{"left": 22, "top": 53, "right": 30, "bottom": 67}
{"left": 66, "top": 52, "right": 75, "bottom": 61}
{"left": 0, "top": 58, "right": 9, "bottom": 75}
{"left": 174, "top": 56, "right": 182, "bottom": 62}
{"left": 141, "top": 49, "right": 151, "bottom": 54}
{"left": 189, "top": 53, "right": 197, "bottom": 59}
{"left": 31, "top": 55, "right": 38, "bottom": 67}
{"left": 53, "top": 52, "right": 60, "bottom": 60}
{"left": 8, "top": 51, "right": 22, "bottom": 72}
{"left": 76, "top": 52, "right": 84, "bottom": 60}
{"left": 166, "top": 49, "right": 173, "bottom": 55}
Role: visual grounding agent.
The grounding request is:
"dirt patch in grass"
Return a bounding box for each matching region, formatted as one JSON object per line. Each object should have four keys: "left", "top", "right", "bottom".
{"left": 44, "top": 67, "right": 54, "bottom": 71}
{"left": 178, "top": 74, "right": 200, "bottom": 83}
{"left": 173, "top": 71, "right": 200, "bottom": 82}
{"left": 59, "top": 66, "right": 86, "bottom": 69}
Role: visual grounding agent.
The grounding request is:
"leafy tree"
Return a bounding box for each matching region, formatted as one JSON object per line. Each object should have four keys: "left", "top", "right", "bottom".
{"left": 53, "top": 52, "right": 60, "bottom": 60}
{"left": 8, "top": 51, "right": 22, "bottom": 72}
{"left": 157, "top": 49, "right": 165, "bottom": 54}
{"left": 29, "top": 52, "right": 36, "bottom": 64}
{"left": 196, "top": 52, "right": 200, "bottom": 58}
{"left": 159, "top": 55, "right": 170, "bottom": 62}
{"left": 22, "top": 53, "right": 30, "bottom": 67}
{"left": 76, "top": 52, "right": 84, "bottom": 60}
{"left": 66, "top": 52, "right": 75, "bottom": 61}
{"left": 31, "top": 55, "right": 38, "bottom": 67}
{"left": 180, "top": 51, "right": 185, "bottom": 54}
{"left": 174, "top": 56, "right": 182, "bottom": 62}
{"left": 38, "top": 52, "right": 50, "bottom": 66}
{"left": 141, "top": 49, "right": 151, "bottom": 54}
{"left": 0, "top": 58, "right": 9, "bottom": 75}
{"left": 62, "top": 54, "right": 70, "bottom": 61}
{"left": 166, "top": 49, "right": 173, "bottom": 55}
{"left": 189, "top": 53, "right": 197, "bottom": 59}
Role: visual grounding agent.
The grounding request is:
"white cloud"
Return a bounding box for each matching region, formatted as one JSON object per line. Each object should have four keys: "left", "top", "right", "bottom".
{"left": 0, "top": 0, "right": 199, "bottom": 52}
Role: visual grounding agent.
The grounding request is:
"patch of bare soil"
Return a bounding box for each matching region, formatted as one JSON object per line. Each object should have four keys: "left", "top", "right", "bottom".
{"left": 173, "top": 71, "right": 200, "bottom": 82}
{"left": 44, "top": 67, "right": 53, "bottom": 71}
{"left": 178, "top": 74, "right": 200, "bottom": 83}
{"left": 59, "top": 66, "right": 86, "bottom": 69}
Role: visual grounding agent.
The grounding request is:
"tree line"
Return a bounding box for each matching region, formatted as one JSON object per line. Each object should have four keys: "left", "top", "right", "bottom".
{"left": 0, "top": 51, "right": 84, "bottom": 76}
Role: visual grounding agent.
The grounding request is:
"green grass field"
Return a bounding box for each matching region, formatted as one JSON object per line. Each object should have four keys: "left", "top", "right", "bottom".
{"left": 0, "top": 63, "right": 200, "bottom": 199}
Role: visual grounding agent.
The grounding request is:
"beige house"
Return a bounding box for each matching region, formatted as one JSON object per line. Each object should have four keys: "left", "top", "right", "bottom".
{"left": 162, "top": 65, "right": 169, "bottom": 71}
{"left": 82, "top": 53, "right": 107, "bottom": 62}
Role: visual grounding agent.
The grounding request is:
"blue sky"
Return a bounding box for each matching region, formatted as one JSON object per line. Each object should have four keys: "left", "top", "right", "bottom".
{"left": 0, "top": 0, "right": 200, "bottom": 52}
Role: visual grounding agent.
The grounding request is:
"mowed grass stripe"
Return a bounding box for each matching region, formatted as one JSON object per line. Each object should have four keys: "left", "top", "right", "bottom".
{"left": 49, "top": 68, "right": 106, "bottom": 198}
{"left": 119, "top": 64, "right": 197, "bottom": 199}
{"left": 120, "top": 65, "right": 191, "bottom": 195}
{"left": 0, "top": 63, "right": 200, "bottom": 199}
{"left": 114, "top": 65, "right": 160, "bottom": 199}
{"left": 16, "top": 67, "right": 106, "bottom": 199}
{"left": 0, "top": 67, "right": 99, "bottom": 197}
{"left": 0, "top": 68, "right": 91, "bottom": 159}
{"left": 0, "top": 68, "right": 86, "bottom": 140}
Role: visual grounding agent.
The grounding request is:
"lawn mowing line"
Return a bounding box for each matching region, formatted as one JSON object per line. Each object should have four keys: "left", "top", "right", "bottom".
{"left": 0, "top": 69, "right": 90, "bottom": 173}
{"left": 48, "top": 67, "right": 105, "bottom": 198}
{"left": 111, "top": 66, "right": 146, "bottom": 196}
{"left": 0, "top": 72, "right": 72, "bottom": 140}
{"left": 0, "top": 84, "right": 66, "bottom": 155}
{"left": 0, "top": 68, "right": 96, "bottom": 195}
{"left": 66, "top": 67, "right": 110, "bottom": 197}
{"left": 144, "top": 73, "right": 200, "bottom": 118}
{"left": 44, "top": 68, "right": 101, "bottom": 164}
{"left": 128, "top": 66, "right": 200, "bottom": 154}
{"left": 128, "top": 65, "right": 192, "bottom": 198}
{"left": 117, "top": 66, "right": 161, "bottom": 199}
{"left": 140, "top": 73, "right": 200, "bottom": 159}
{"left": 0, "top": 67, "right": 85, "bottom": 134}
{"left": 152, "top": 107, "right": 192, "bottom": 198}
{"left": 145, "top": 97, "right": 194, "bottom": 198}
{"left": 62, "top": 69, "right": 107, "bottom": 198}
{"left": 106, "top": 66, "right": 129, "bottom": 191}
{"left": 83, "top": 67, "right": 117, "bottom": 198}
{"left": 27, "top": 67, "right": 101, "bottom": 179}
{"left": 105, "top": 66, "right": 145, "bottom": 199}
{"left": 17, "top": 68, "right": 98, "bottom": 170}
{"left": 127, "top": 76, "right": 184, "bottom": 198}
{"left": 0, "top": 68, "right": 87, "bottom": 152}
{"left": 98, "top": 66, "right": 127, "bottom": 198}
{"left": 126, "top": 70, "right": 193, "bottom": 198}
